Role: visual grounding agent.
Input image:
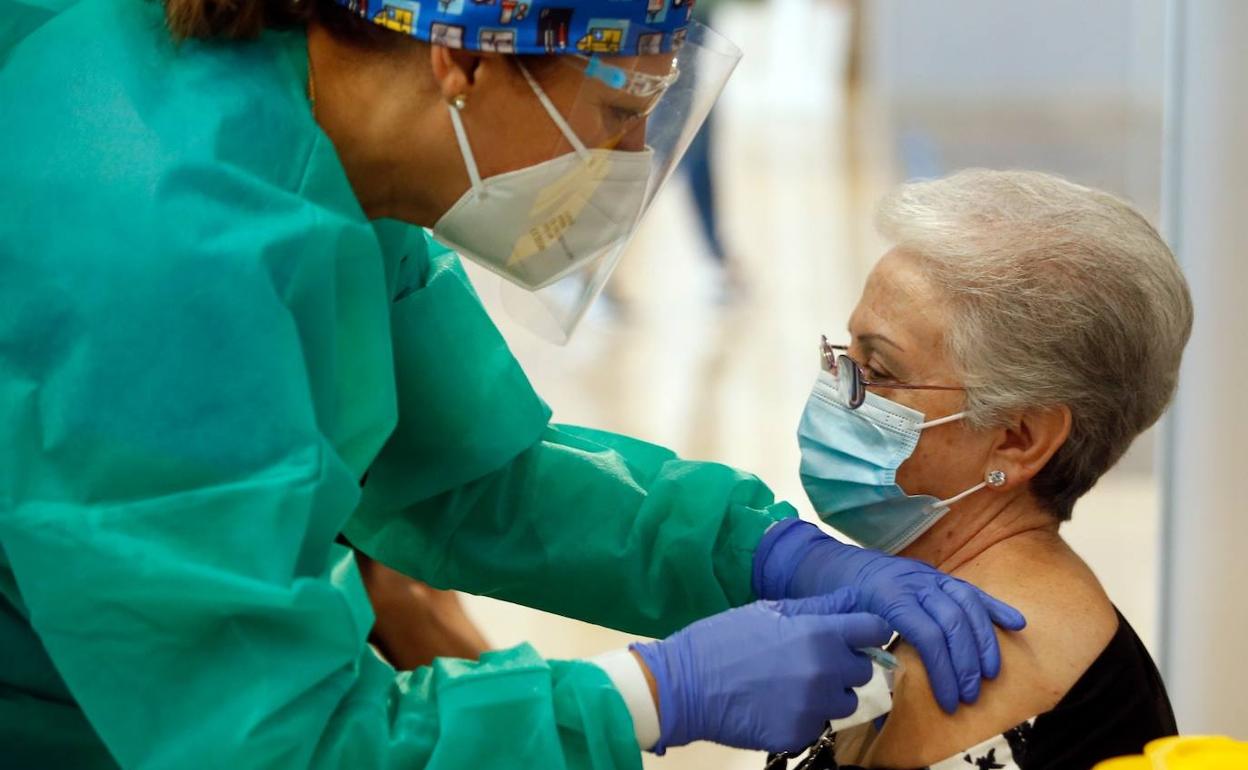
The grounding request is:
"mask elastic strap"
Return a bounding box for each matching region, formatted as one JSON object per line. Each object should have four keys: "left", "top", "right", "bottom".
{"left": 517, "top": 61, "right": 593, "bottom": 160}
{"left": 921, "top": 411, "right": 981, "bottom": 508}
{"left": 937, "top": 480, "right": 987, "bottom": 509}
{"left": 918, "top": 411, "right": 966, "bottom": 430}
{"left": 447, "top": 103, "right": 484, "bottom": 195}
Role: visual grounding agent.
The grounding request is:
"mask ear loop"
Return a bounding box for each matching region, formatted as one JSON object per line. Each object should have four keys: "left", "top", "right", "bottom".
{"left": 447, "top": 101, "right": 485, "bottom": 197}
{"left": 918, "top": 411, "right": 966, "bottom": 430}
{"left": 936, "top": 469, "right": 1007, "bottom": 509}
{"left": 516, "top": 61, "right": 593, "bottom": 161}
{"left": 911, "top": 412, "right": 997, "bottom": 509}
{"left": 937, "top": 480, "right": 987, "bottom": 509}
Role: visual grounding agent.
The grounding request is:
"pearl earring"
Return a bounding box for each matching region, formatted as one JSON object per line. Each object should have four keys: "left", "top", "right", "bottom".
{"left": 450, "top": 94, "right": 468, "bottom": 110}
{"left": 986, "top": 470, "right": 1007, "bottom": 488}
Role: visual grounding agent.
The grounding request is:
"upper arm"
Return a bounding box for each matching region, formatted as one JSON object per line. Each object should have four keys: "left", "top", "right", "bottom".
{"left": 862, "top": 569, "right": 1116, "bottom": 769}
{"left": 860, "top": 636, "right": 1044, "bottom": 768}
{"left": 353, "top": 241, "right": 552, "bottom": 516}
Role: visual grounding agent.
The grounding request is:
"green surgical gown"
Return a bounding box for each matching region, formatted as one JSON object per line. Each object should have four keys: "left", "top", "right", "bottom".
{"left": 0, "top": 1, "right": 796, "bottom": 768}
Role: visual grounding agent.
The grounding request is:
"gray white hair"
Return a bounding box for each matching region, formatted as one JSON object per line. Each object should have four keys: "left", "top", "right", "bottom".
{"left": 875, "top": 169, "right": 1193, "bottom": 520}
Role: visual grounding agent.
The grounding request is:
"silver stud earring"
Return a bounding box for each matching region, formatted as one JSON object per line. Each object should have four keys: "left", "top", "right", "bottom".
{"left": 450, "top": 94, "right": 468, "bottom": 111}
{"left": 986, "top": 470, "right": 1007, "bottom": 488}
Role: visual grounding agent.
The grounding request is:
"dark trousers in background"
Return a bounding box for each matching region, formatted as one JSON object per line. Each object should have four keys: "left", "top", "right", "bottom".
{"left": 682, "top": 112, "right": 727, "bottom": 263}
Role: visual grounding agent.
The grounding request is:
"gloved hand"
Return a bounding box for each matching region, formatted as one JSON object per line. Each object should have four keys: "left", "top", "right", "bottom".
{"left": 753, "top": 518, "right": 1026, "bottom": 714}
{"left": 630, "top": 589, "right": 889, "bottom": 755}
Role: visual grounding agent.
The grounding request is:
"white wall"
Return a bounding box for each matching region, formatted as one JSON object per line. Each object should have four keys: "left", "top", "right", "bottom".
{"left": 1159, "top": 0, "right": 1248, "bottom": 737}
{"left": 865, "top": 0, "right": 1164, "bottom": 108}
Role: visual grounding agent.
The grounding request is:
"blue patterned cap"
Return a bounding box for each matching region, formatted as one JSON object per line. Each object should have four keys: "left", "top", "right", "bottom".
{"left": 331, "top": 0, "right": 697, "bottom": 56}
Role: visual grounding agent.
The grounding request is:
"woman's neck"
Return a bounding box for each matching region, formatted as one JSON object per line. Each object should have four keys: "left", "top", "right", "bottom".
{"left": 306, "top": 23, "right": 458, "bottom": 224}
{"left": 903, "top": 494, "right": 1062, "bottom": 575}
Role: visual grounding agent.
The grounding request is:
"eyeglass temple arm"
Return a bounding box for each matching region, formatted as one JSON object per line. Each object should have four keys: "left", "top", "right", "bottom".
{"left": 824, "top": 343, "right": 964, "bottom": 392}
{"left": 863, "top": 381, "right": 965, "bottom": 392}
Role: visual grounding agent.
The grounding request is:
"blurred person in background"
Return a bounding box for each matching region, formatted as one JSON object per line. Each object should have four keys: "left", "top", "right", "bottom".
{"left": 0, "top": 1, "right": 1027, "bottom": 768}
{"left": 679, "top": 0, "right": 752, "bottom": 301}
{"left": 783, "top": 169, "right": 1191, "bottom": 770}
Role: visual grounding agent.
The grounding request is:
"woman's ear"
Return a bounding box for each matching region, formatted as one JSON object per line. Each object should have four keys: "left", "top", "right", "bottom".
{"left": 988, "top": 405, "right": 1072, "bottom": 489}
{"left": 429, "top": 45, "right": 484, "bottom": 102}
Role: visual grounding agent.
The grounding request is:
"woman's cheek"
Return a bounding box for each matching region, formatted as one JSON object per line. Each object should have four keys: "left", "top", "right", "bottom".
{"left": 898, "top": 428, "right": 975, "bottom": 498}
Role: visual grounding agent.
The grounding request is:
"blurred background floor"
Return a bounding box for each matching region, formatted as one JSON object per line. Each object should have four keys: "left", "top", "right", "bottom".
{"left": 458, "top": 1, "right": 1167, "bottom": 766}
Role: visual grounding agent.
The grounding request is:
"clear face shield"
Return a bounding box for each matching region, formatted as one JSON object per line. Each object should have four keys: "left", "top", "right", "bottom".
{"left": 431, "top": 19, "right": 742, "bottom": 343}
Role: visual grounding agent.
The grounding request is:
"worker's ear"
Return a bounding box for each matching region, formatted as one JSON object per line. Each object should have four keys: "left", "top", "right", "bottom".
{"left": 985, "top": 405, "right": 1072, "bottom": 490}
{"left": 430, "top": 45, "right": 485, "bottom": 102}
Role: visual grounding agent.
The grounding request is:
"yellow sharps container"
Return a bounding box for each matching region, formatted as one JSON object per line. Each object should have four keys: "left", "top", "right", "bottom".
{"left": 1093, "top": 736, "right": 1248, "bottom": 769}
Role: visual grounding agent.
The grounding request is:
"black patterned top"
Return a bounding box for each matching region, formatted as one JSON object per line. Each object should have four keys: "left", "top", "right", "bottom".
{"left": 770, "top": 609, "right": 1176, "bottom": 770}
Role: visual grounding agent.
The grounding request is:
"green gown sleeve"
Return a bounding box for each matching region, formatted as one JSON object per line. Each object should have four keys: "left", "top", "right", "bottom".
{"left": 0, "top": 220, "right": 643, "bottom": 770}
{"left": 0, "top": 5, "right": 645, "bottom": 757}
{"left": 346, "top": 239, "right": 798, "bottom": 639}
{"left": 349, "top": 424, "right": 797, "bottom": 639}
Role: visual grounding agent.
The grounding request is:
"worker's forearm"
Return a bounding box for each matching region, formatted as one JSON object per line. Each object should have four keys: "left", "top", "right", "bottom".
{"left": 357, "top": 552, "right": 489, "bottom": 669}
{"left": 633, "top": 649, "right": 659, "bottom": 706}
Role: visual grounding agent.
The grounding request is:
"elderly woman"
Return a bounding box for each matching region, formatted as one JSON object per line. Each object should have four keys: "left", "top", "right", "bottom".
{"left": 781, "top": 169, "right": 1192, "bottom": 770}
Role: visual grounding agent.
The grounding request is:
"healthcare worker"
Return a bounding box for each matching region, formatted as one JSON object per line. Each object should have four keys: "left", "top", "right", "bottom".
{"left": 0, "top": 1, "right": 1025, "bottom": 768}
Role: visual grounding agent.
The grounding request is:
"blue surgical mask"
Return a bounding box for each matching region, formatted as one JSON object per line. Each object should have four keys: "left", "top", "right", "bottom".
{"left": 798, "top": 370, "right": 987, "bottom": 554}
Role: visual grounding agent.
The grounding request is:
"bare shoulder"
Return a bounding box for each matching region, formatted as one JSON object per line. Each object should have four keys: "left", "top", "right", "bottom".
{"left": 860, "top": 536, "right": 1117, "bottom": 768}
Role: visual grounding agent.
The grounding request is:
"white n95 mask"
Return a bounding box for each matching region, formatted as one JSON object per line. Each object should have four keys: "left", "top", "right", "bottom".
{"left": 424, "top": 22, "right": 742, "bottom": 343}
{"left": 432, "top": 63, "right": 654, "bottom": 292}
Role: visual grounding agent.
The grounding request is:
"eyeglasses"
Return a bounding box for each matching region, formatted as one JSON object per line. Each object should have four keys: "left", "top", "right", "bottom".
{"left": 820, "top": 335, "right": 964, "bottom": 410}
{"left": 575, "top": 54, "right": 681, "bottom": 102}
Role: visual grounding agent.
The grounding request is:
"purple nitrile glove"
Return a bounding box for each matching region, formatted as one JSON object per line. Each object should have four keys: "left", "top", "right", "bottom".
{"left": 753, "top": 518, "right": 1026, "bottom": 713}
{"left": 631, "top": 588, "right": 889, "bottom": 755}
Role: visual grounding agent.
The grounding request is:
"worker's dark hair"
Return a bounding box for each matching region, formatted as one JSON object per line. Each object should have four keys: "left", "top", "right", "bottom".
{"left": 162, "top": 0, "right": 404, "bottom": 48}
{"left": 164, "top": 0, "right": 302, "bottom": 39}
